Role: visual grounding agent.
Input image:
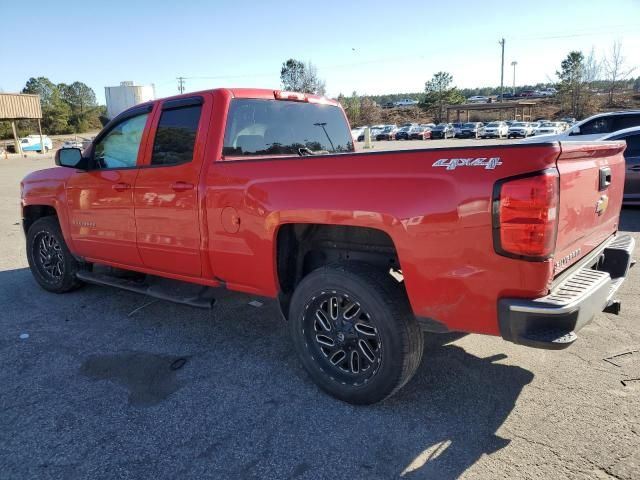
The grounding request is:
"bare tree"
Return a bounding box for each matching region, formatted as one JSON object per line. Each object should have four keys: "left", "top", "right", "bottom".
{"left": 603, "top": 41, "right": 636, "bottom": 105}
{"left": 583, "top": 48, "right": 601, "bottom": 88}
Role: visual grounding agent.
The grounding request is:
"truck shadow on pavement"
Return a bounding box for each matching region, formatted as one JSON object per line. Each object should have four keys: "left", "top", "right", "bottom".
{"left": 1, "top": 270, "right": 534, "bottom": 480}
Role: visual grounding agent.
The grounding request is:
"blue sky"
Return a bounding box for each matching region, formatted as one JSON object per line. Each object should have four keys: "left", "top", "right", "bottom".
{"left": 2, "top": 0, "right": 639, "bottom": 103}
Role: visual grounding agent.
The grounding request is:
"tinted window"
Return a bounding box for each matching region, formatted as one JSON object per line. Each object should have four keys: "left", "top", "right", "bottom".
{"left": 151, "top": 105, "right": 202, "bottom": 166}
{"left": 577, "top": 117, "right": 614, "bottom": 135}
{"left": 222, "top": 99, "right": 353, "bottom": 157}
{"left": 624, "top": 134, "right": 640, "bottom": 156}
{"left": 94, "top": 113, "right": 148, "bottom": 169}
{"left": 613, "top": 115, "right": 640, "bottom": 131}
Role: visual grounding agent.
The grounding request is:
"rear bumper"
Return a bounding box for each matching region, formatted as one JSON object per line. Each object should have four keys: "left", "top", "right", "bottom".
{"left": 498, "top": 234, "right": 635, "bottom": 350}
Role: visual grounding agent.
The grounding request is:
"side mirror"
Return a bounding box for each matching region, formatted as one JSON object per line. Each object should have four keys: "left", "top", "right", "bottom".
{"left": 569, "top": 126, "right": 580, "bottom": 136}
{"left": 55, "top": 148, "right": 85, "bottom": 169}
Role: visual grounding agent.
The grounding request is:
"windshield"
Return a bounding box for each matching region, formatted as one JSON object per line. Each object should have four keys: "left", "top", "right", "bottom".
{"left": 223, "top": 99, "right": 353, "bottom": 156}
{"left": 487, "top": 122, "right": 500, "bottom": 127}
{"left": 511, "top": 123, "right": 526, "bottom": 127}
{"left": 463, "top": 123, "right": 476, "bottom": 128}
{"left": 540, "top": 122, "right": 554, "bottom": 127}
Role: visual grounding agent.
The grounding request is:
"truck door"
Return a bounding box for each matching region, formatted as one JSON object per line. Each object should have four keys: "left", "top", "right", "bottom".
{"left": 65, "top": 106, "right": 152, "bottom": 266}
{"left": 133, "top": 96, "right": 208, "bottom": 277}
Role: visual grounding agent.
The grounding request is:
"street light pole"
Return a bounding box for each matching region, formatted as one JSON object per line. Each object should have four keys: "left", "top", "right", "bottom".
{"left": 511, "top": 61, "right": 518, "bottom": 95}
{"left": 499, "top": 38, "right": 505, "bottom": 102}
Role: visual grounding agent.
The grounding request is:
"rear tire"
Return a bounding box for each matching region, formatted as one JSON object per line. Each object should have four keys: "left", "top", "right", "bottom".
{"left": 288, "top": 262, "right": 424, "bottom": 404}
{"left": 26, "top": 216, "right": 84, "bottom": 293}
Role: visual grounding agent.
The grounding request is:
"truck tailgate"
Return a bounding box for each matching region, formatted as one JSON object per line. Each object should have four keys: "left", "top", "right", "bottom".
{"left": 554, "top": 141, "right": 627, "bottom": 276}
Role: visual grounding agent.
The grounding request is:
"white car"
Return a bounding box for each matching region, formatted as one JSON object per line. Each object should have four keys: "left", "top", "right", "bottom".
{"left": 351, "top": 128, "right": 364, "bottom": 142}
{"left": 467, "top": 96, "right": 489, "bottom": 103}
{"left": 507, "top": 122, "right": 534, "bottom": 138}
{"left": 482, "top": 121, "right": 509, "bottom": 138}
{"left": 394, "top": 99, "right": 419, "bottom": 107}
{"left": 521, "top": 110, "right": 640, "bottom": 143}
{"left": 62, "top": 140, "right": 84, "bottom": 149}
{"left": 534, "top": 122, "right": 564, "bottom": 136}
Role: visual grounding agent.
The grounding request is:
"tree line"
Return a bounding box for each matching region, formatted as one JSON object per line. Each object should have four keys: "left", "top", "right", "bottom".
{"left": 1, "top": 77, "right": 105, "bottom": 139}
{"left": 324, "top": 41, "right": 638, "bottom": 125}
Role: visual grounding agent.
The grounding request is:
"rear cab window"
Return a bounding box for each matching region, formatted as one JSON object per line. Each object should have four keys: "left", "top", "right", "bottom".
{"left": 151, "top": 101, "right": 202, "bottom": 166}
{"left": 222, "top": 99, "right": 353, "bottom": 158}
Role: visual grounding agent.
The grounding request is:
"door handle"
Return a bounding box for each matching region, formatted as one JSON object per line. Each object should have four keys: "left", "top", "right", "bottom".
{"left": 171, "top": 181, "right": 195, "bottom": 192}
{"left": 630, "top": 166, "right": 640, "bottom": 171}
{"left": 112, "top": 182, "right": 131, "bottom": 192}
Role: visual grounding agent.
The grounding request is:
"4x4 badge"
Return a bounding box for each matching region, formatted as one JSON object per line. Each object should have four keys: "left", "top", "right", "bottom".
{"left": 432, "top": 157, "right": 502, "bottom": 170}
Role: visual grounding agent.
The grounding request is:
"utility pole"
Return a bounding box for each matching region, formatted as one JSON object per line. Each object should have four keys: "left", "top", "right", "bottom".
{"left": 499, "top": 38, "right": 505, "bottom": 102}
{"left": 511, "top": 61, "right": 518, "bottom": 95}
{"left": 177, "top": 77, "right": 186, "bottom": 94}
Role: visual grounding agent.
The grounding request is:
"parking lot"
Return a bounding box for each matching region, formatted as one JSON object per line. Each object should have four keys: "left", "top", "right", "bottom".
{"left": 1, "top": 151, "right": 639, "bottom": 479}
{"left": 355, "top": 137, "right": 522, "bottom": 150}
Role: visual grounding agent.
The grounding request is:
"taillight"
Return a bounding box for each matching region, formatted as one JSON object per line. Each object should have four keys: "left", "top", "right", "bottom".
{"left": 493, "top": 170, "right": 559, "bottom": 259}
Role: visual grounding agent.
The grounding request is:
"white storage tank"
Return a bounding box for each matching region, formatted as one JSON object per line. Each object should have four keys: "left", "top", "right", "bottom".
{"left": 105, "top": 81, "right": 155, "bottom": 119}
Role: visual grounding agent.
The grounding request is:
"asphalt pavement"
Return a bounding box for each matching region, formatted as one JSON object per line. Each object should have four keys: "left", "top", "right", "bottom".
{"left": 1, "top": 150, "right": 639, "bottom": 479}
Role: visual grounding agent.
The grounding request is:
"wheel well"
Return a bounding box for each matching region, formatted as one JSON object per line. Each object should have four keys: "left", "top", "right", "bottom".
{"left": 276, "top": 224, "right": 400, "bottom": 317}
{"left": 23, "top": 205, "right": 57, "bottom": 235}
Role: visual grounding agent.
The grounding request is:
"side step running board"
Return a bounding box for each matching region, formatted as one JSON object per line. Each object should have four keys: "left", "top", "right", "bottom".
{"left": 76, "top": 270, "right": 216, "bottom": 309}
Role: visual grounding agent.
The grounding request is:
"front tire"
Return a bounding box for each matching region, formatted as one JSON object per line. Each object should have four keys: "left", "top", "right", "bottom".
{"left": 26, "top": 216, "right": 83, "bottom": 293}
{"left": 289, "top": 262, "right": 424, "bottom": 404}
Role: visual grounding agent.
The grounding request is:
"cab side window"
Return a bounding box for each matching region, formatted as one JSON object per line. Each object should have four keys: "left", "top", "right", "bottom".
{"left": 613, "top": 115, "right": 640, "bottom": 131}
{"left": 151, "top": 103, "right": 202, "bottom": 166}
{"left": 577, "top": 117, "right": 613, "bottom": 135}
{"left": 94, "top": 113, "right": 149, "bottom": 169}
{"left": 624, "top": 134, "right": 640, "bottom": 157}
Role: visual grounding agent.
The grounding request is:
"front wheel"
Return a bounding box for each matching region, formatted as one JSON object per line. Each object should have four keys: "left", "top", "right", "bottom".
{"left": 26, "top": 216, "right": 84, "bottom": 293}
{"left": 289, "top": 262, "right": 424, "bottom": 404}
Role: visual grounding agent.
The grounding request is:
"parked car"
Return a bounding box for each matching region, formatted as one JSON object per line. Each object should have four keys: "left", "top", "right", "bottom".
{"left": 357, "top": 126, "right": 384, "bottom": 142}
{"left": 409, "top": 126, "right": 432, "bottom": 140}
{"left": 394, "top": 99, "right": 419, "bottom": 107}
{"left": 533, "top": 122, "right": 565, "bottom": 136}
{"left": 22, "top": 87, "right": 634, "bottom": 405}
{"left": 351, "top": 128, "right": 364, "bottom": 142}
{"left": 497, "top": 93, "right": 515, "bottom": 100}
{"left": 19, "top": 134, "right": 53, "bottom": 152}
{"left": 457, "top": 122, "right": 485, "bottom": 138}
{"left": 452, "top": 123, "right": 464, "bottom": 136}
{"left": 62, "top": 140, "right": 84, "bottom": 149}
{"left": 394, "top": 126, "right": 412, "bottom": 140}
{"left": 382, "top": 102, "right": 395, "bottom": 109}
{"left": 467, "top": 96, "right": 489, "bottom": 103}
{"left": 596, "top": 126, "right": 640, "bottom": 205}
{"left": 430, "top": 123, "right": 455, "bottom": 139}
{"left": 518, "top": 90, "right": 536, "bottom": 97}
{"left": 523, "top": 111, "right": 640, "bottom": 143}
{"left": 482, "top": 121, "right": 509, "bottom": 138}
{"left": 507, "top": 122, "right": 534, "bottom": 138}
{"left": 376, "top": 125, "right": 398, "bottom": 141}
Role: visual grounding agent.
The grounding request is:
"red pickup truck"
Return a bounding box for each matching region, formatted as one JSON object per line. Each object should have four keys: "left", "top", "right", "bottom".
{"left": 21, "top": 88, "right": 635, "bottom": 404}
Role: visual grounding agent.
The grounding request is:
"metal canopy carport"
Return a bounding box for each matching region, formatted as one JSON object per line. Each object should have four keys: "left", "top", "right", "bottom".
{"left": 0, "top": 93, "right": 44, "bottom": 155}
{"left": 446, "top": 101, "right": 537, "bottom": 123}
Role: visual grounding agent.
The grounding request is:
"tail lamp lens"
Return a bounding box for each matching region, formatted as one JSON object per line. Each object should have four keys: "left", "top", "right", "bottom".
{"left": 494, "top": 171, "right": 559, "bottom": 259}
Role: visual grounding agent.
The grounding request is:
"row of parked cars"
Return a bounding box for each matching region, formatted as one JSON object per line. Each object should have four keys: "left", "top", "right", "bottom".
{"left": 467, "top": 88, "right": 557, "bottom": 103}
{"left": 352, "top": 119, "right": 573, "bottom": 142}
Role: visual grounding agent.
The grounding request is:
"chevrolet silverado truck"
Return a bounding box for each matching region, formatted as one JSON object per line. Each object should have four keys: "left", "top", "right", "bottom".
{"left": 21, "top": 88, "right": 635, "bottom": 404}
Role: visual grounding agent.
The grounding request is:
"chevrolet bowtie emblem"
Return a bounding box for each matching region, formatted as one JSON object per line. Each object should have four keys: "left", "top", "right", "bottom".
{"left": 595, "top": 195, "right": 609, "bottom": 216}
